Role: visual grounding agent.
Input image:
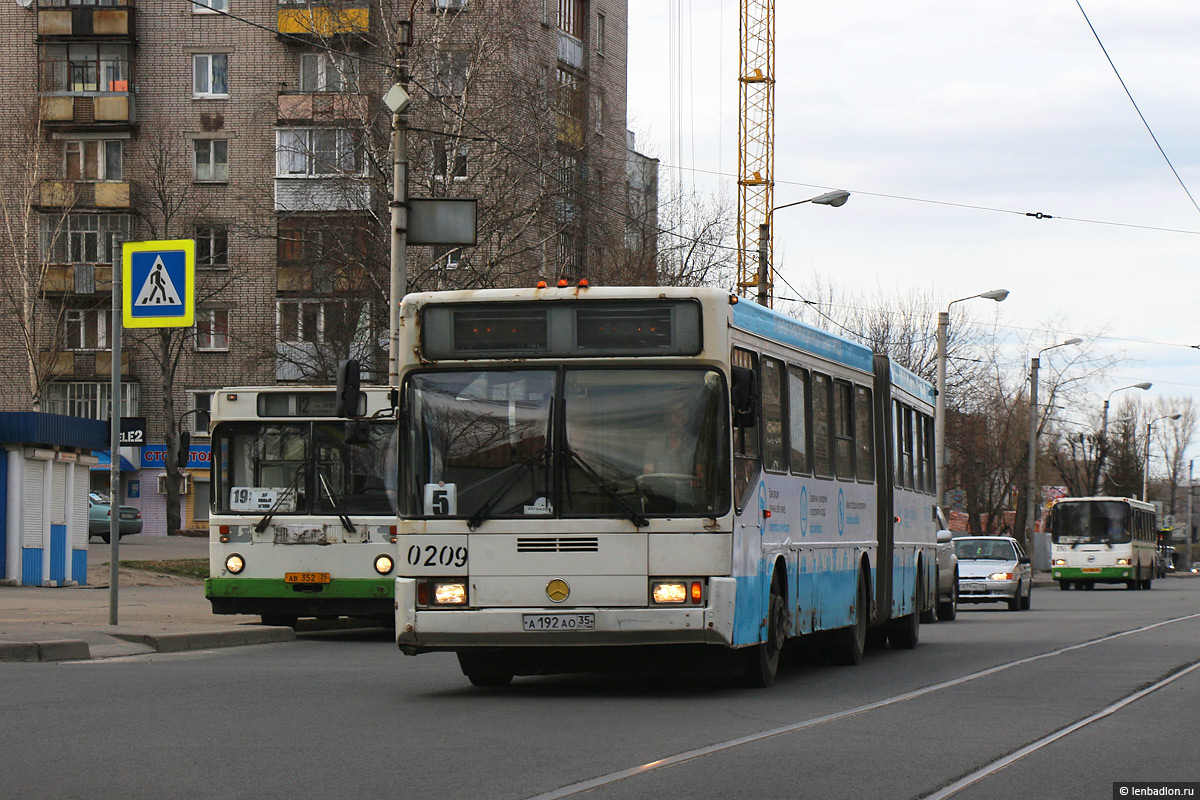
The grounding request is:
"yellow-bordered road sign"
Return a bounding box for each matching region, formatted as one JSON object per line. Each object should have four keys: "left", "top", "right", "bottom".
{"left": 122, "top": 239, "right": 195, "bottom": 328}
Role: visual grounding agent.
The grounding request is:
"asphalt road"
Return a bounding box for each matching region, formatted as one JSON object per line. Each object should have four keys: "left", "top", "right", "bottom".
{"left": 3, "top": 577, "right": 1198, "bottom": 800}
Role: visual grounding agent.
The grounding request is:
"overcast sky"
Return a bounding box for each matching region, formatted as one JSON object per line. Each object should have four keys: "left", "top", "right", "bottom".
{"left": 627, "top": 2, "right": 1200, "bottom": 465}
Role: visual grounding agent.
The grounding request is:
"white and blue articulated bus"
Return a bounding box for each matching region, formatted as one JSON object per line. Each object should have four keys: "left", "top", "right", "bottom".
{"left": 393, "top": 285, "right": 939, "bottom": 686}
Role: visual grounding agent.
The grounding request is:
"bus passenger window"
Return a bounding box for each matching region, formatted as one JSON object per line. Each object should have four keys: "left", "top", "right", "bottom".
{"left": 761, "top": 357, "right": 786, "bottom": 473}
{"left": 787, "top": 365, "right": 810, "bottom": 475}
{"left": 902, "top": 405, "right": 915, "bottom": 490}
{"left": 833, "top": 380, "right": 854, "bottom": 480}
{"left": 855, "top": 386, "right": 874, "bottom": 482}
{"left": 811, "top": 373, "right": 832, "bottom": 477}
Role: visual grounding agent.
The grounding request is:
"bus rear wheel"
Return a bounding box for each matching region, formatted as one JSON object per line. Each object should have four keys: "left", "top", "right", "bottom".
{"left": 744, "top": 572, "right": 786, "bottom": 688}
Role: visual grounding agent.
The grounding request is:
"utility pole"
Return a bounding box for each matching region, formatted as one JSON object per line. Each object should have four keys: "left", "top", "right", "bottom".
{"left": 386, "top": 17, "right": 412, "bottom": 385}
{"left": 109, "top": 234, "right": 124, "bottom": 625}
{"left": 756, "top": 224, "right": 770, "bottom": 307}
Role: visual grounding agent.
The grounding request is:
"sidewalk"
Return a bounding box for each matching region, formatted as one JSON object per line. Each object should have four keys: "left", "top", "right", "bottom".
{"left": 0, "top": 536, "right": 294, "bottom": 662}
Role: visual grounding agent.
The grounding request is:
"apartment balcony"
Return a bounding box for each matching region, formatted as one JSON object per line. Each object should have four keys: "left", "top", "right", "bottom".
{"left": 39, "top": 180, "right": 131, "bottom": 210}
{"left": 38, "top": 1, "right": 135, "bottom": 40}
{"left": 39, "top": 263, "right": 112, "bottom": 295}
{"left": 557, "top": 113, "right": 584, "bottom": 147}
{"left": 278, "top": 92, "right": 368, "bottom": 123}
{"left": 277, "top": 3, "right": 369, "bottom": 42}
{"left": 274, "top": 177, "right": 369, "bottom": 212}
{"left": 40, "top": 94, "right": 134, "bottom": 127}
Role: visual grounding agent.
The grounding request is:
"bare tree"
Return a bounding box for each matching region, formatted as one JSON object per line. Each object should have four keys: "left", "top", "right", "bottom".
{"left": 1152, "top": 396, "right": 1195, "bottom": 513}
{"left": 652, "top": 187, "right": 735, "bottom": 288}
{"left": 0, "top": 108, "right": 76, "bottom": 409}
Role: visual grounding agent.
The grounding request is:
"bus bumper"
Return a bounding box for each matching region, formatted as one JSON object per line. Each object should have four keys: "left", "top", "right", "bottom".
{"left": 1051, "top": 567, "right": 1133, "bottom": 582}
{"left": 394, "top": 577, "right": 737, "bottom": 651}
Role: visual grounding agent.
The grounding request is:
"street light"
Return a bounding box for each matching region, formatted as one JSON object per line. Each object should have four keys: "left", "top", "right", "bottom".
{"left": 755, "top": 190, "right": 851, "bottom": 307}
{"left": 1143, "top": 413, "right": 1182, "bottom": 501}
{"left": 935, "top": 288, "right": 1010, "bottom": 511}
{"left": 1024, "top": 337, "right": 1083, "bottom": 556}
{"left": 1101, "top": 382, "right": 1152, "bottom": 441}
{"left": 1186, "top": 457, "right": 1197, "bottom": 572}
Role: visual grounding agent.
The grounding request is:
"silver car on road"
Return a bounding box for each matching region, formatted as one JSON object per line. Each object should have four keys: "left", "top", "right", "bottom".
{"left": 954, "top": 535, "right": 1032, "bottom": 611}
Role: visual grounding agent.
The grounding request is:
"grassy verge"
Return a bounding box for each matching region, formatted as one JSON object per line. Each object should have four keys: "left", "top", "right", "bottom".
{"left": 120, "top": 559, "right": 208, "bottom": 580}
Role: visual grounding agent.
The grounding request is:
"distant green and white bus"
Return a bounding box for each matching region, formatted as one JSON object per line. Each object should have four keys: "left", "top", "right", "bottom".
{"left": 1047, "top": 496, "right": 1157, "bottom": 590}
{"left": 206, "top": 386, "right": 398, "bottom": 626}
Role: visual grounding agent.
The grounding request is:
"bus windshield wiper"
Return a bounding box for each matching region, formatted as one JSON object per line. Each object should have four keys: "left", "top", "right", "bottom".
{"left": 317, "top": 469, "right": 356, "bottom": 535}
{"left": 565, "top": 447, "right": 648, "bottom": 528}
{"left": 254, "top": 466, "right": 306, "bottom": 533}
{"left": 467, "top": 448, "right": 547, "bottom": 531}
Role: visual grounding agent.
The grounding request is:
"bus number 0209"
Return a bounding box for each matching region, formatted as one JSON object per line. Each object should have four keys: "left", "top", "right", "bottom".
{"left": 407, "top": 545, "right": 468, "bottom": 568}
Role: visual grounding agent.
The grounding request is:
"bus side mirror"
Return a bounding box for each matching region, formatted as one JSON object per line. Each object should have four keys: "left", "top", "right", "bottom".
{"left": 336, "top": 358, "right": 361, "bottom": 419}
{"left": 731, "top": 366, "right": 758, "bottom": 428}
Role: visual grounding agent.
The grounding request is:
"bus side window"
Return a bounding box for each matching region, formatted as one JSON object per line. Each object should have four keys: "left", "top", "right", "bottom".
{"left": 855, "top": 385, "right": 874, "bottom": 483}
{"left": 761, "top": 357, "right": 787, "bottom": 473}
{"left": 833, "top": 379, "right": 854, "bottom": 480}
{"left": 811, "top": 372, "right": 833, "bottom": 477}
{"left": 787, "top": 365, "right": 811, "bottom": 475}
{"left": 732, "top": 348, "right": 761, "bottom": 507}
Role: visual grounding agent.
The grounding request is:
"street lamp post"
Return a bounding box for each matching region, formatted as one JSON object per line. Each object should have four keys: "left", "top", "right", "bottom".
{"left": 1187, "top": 458, "right": 1196, "bottom": 571}
{"left": 935, "top": 289, "right": 1010, "bottom": 512}
{"left": 1143, "top": 413, "right": 1182, "bottom": 501}
{"left": 1024, "top": 338, "right": 1082, "bottom": 557}
{"left": 755, "top": 190, "right": 850, "bottom": 308}
{"left": 1097, "top": 382, "right": 1152, "bottom": 494}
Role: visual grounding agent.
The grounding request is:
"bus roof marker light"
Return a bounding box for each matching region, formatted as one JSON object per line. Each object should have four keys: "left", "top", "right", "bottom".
{"left": 536, "top": 280, "right": 547, "bottom": 289}
{"left": 578, "top": 279, "right": 589, "bottom": 288}
{"left": 557, "top": 278, "right": 569, "bottom": 288}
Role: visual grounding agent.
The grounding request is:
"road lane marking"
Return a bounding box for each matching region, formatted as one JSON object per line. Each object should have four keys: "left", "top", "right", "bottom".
{"left": 919, "top": 659, "right": 1200, "bottom": 800}
{"left": 526, "top": 611, "right": 1200, "bottom": 800}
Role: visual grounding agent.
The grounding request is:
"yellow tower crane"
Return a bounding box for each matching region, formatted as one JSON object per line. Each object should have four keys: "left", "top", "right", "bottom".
{"left": 737, "top": 0, "right": 774, "bottom": 306}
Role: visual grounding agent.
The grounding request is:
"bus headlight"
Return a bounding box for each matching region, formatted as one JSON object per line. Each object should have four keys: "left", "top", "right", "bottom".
{"left": 1116, "top": 558, "right": 1131, "bottom": 566}
{"left": 374, "top": 554, "right": 395, "bottom": 575}
{"left": 434, "top": 583, "right": 467, "bottom": 605}
{"left": 1052, "top": 558, "right": 1066, "bottom": 566}
{"left": 225, "top": 554, "right": 245, "bottom": 574}
{"left": 988, "top": 572, "right": 1013, "bottom": 581}
{"left": 652, "top": 582, "right": 688, "bottom": 604}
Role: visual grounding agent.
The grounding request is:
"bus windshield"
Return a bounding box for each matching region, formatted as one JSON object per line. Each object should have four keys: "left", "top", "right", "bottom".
{"left": 402, "top": 368, "right": 730, "bottom": 522}
{"left": 1051, "top": 501, "right": 1132, "bottom": 545}
{"left": 213, "top": 421, "right": 397, "bottom": 516}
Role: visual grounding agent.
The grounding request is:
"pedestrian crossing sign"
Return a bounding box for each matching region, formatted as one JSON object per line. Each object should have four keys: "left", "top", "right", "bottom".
{"left": 122, "top": 239, "right": 195, "bottom": 328}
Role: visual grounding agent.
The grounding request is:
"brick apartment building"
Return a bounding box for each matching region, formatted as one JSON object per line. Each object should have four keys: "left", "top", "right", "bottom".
{"left": 0, "top": 0, "right": 655, "bottom": 534}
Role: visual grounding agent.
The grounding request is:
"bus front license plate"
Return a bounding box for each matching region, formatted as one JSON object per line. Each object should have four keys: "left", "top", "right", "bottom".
{"left": 522, "top": 613, "right": 595, "bottom": 631}
{"left": 1081, "top": 568, "right": 1101, "bottom": 574}
{"left": 285, "top": 572, "right": 330, "bottom": 584}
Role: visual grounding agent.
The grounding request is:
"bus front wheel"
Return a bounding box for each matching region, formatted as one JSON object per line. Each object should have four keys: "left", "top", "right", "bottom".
{"left": 744, "top": 572, "right": 786, "bottom": 688}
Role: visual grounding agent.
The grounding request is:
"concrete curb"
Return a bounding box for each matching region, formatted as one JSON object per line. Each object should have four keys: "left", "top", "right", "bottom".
{"left": 112, "top": 627, "right": 296, "bottom": 653}
{"left": 0, "top": 639, "right": 91, "bottom": 662}
{"left": 0, "top": 627, "right": 296, "bottom": 662}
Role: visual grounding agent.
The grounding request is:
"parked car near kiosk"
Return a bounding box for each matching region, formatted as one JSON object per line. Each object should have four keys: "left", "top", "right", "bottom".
{"left": 87, "top": 492, "right": 142, "bottom": 542}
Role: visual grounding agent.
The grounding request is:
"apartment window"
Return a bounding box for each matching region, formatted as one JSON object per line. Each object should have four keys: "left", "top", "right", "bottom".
{"left": 41, "top": 44, "right": 128, "bottom": 93}
{"left": 192, "top": 0, "right": 228, "bottom": 12}
{"left": 432, "top": 139, "right": 468, "bottom": 181}
{"left": 195, "top": 308, "right": 230, "bottom": 351}
{"left": 299, "top": 53, "right": 359, "bottom": 93}
{"left": 432, "top": 0, "right": 466, "bottom": 10}
{"left": 556, "top": 68, "right": 584, "bottom": 121}
{"left": 595, "top": 12, "right": 606, "bottom": 54}
{"left": 557, "top": 0, "right": 584, "bottom": 38}
{"left": 276, "top": 129, "right": 362, "bottom": 176}
{"left": 193, "top": 54, "right": 229, "bottom": 98}
{"left": 277, "top": 299, "right": 366, "bottom": 344}
{"left": 195, "top": 224, "right": 229, "bottom": 269}
{"left": 188, "top": 390, "right": 214, "bottom": 435}
{"left": 41, "top": 213, "right": 133, "bottom": 264}
{"left": 193, "top": 139, "right": 229, "bottom": 182}
{"left": 65, "top": 309, "right": 109, "bottom": 351}
{"left": 431, "top": 51, "right": 470, "bottom": 97}
{"left": 64, "top": 140, "right": 122, "bottom": 181}
{"left": 591, "top": 90, "right": 604, "bottom": 134}
{"left": 44, "top": 381, "right": 138, "bottom": 420}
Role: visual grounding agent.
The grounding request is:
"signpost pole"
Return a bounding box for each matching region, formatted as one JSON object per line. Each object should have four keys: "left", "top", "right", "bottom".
{"left": 109, "top": 234, "right": 124, "bottom": 625}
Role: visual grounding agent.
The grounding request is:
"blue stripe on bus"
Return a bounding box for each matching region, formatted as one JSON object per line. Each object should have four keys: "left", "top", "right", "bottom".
{"left": 731, "top": 302, "right": 875, "bottom": 372}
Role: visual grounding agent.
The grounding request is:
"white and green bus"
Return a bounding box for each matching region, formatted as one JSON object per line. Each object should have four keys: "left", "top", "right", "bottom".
{"left": 1047, "top": 496, "right": 1157, "bottom": 590}
{"left": 206, "top": 386, "right": 399, "bottom": 626}
{"left": 392, "top": 285, "right": 940, "bottom": 687}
